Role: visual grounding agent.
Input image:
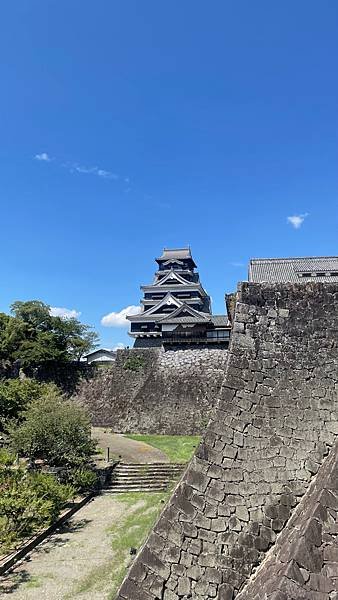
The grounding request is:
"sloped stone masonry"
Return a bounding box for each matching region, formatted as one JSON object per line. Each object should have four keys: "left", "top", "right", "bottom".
{"left": 236, "top": 438, "right": 338, "bottom": 599}
{"left": 116, "top": 282, "right": 338, "bottom": 600}
{"left": 76, "top": 347, "right": 228, "bottom": 434}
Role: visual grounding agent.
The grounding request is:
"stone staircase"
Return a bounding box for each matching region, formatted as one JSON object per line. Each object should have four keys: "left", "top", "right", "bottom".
{"left": 108, "top": 462, "right": 186, "bottom": 493}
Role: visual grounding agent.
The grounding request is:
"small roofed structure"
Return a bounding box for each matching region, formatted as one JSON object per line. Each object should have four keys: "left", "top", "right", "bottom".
{"left": 83, "top": 348, "right": 116, "bottom": 366}
{"left": 155, "top": 247, "right": 197, "bottom": 269}
{"left": 249, "top": 256, "right": 338, "bottom": 283}
{"left": 127, "top": 247, "right": 230, "bottom": 347}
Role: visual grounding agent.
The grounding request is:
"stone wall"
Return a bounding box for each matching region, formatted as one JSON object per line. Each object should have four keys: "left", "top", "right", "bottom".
{"left": 75, "top": 346, "right": 228, "bottom": 435}
{"left": 117, "top": 282, "right": 338, "bottom": 600}
{"left": 236, "top": 438, "right": 338, "bottom": 599}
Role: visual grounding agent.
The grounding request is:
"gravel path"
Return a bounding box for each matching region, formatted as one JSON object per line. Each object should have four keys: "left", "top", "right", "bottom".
{"left": 0, "top": 492, "right": 144, "bottom": 600}
{"left": 92, "top": 429, "right": 168, "bottom": 463}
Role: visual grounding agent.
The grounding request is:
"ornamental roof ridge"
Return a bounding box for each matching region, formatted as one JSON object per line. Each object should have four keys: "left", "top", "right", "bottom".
{"left": 153, "top": 269, "right": 193, "bottom": 286}
{"left": 126, "top": 291, "right": 183, "bottom": 320}
{"left": 157, "top": 302, "right": 210, "bottom": 323}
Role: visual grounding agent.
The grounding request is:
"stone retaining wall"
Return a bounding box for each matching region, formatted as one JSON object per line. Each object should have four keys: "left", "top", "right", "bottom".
{"left": 117, "top": 282, "right": 338, "bottom": 599}
{"left": 76, "top": 347, "right": 228, "bottom": 435}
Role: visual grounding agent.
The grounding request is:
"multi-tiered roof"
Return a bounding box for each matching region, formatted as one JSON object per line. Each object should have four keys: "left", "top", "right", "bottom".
{"left": 127, "top": 247, "right": 229, "bottom": 347}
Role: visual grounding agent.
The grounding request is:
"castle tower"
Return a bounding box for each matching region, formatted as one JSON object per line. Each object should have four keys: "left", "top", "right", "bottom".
{"left": 127, "top": 247, "right": 230, "bottom": 348}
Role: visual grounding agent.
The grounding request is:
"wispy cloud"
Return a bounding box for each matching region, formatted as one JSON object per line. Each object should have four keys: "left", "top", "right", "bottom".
{"left": 157, "top": 201, "right": 171, "bottom": 209}
{"left": 230, "top": 261, "right": 245, "bottom": 267}
{"left": 50, "top": 307, "right": 81, "bottom": 319}
{"left": 101, "top": 305, "right": 141, "bottom": 327}
{"left": 35, "top": 152, "right": 51, "bottom": 162}
{"left": 71, "top": 164, "right": 119, "bottom": 180}
{"left": 34, "top": 152, "right": 121, "bottom": 182}
{"left": 113, "top": 343, "right": 125, "bottom": 350}
{"left": 287, "top": 213, "right": 309, "bottom": 229}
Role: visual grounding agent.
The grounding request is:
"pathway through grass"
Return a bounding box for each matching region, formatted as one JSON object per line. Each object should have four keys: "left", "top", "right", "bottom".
{"left": 108, "top": 491, "right": 170, "bottom": 598}
{"left": 124, "top": 434, "right": 200, "bottom": 463}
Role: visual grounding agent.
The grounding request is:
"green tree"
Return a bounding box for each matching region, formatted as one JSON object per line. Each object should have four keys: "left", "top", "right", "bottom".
{"left": 0, "top": 300, "right": 98, "bottom": 373}
{"left": 0, "top": 378, "right": 57, "bottom": 428}
{"left": 9, "top": 389, "right": 95, "bottom": 469}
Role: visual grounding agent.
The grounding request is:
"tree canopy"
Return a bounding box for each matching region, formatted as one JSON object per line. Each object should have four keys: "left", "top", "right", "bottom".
{"left": 0, "top": 300, "right": 98, "bottom": 373}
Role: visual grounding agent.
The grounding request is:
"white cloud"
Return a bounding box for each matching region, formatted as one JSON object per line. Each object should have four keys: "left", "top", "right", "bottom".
{"left": 50, "top": 307, "right": 81, "bottom": 319}
{"left": 35, "top": 152, "right": 51, "bottom": 161}
{"left": 35, "top": 153, "right": 122, "bottom": 182}
{"left": 71, "top": 164, "right": 118, "bottom": 179}
{"left": 113, "top": 343, "right": 125, "bottom": 351}
{"left": 287, "top": 213, "right": 308, "bottom": 229}
{"left": 101, "top": 305, "right": 141, "bottom": 327}
{"left": 230, "top": 261, "right": 245, "bottom": 267}
{"left": 97, "top": 168, "right": 118, "bottom": 179}
{"left": 73, "top": 165, "right": 97, "bottom": 174}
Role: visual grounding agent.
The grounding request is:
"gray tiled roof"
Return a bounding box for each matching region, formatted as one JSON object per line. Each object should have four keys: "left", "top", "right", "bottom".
{"left": 156, "top": 248, "right": 193, "bottom": 261}
{"left": 158, "top": 315, "right": 212, "bottom": 324}
{"left": 211, "top": 315, "right": 230, "bottom": 327}
{"left": 249, "top": 257, "right": 338, "bottom": 283}
{"left": 159, "top": 314, "right": 229, "bottom": 326}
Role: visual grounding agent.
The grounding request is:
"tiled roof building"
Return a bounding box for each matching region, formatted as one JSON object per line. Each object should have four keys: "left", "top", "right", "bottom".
{"left": 127, "top": 247, "right": 230, "bottom": 347}
{"left": 249, "top": 256, "right": 338, "bottom": 283}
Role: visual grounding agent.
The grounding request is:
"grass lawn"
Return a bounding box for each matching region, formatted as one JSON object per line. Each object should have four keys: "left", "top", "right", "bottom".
{"left": 125, "top": 434, "right": 201, "bottom": 463}
{"left": 109, "top": 491, "right": 170, "bottom": 598}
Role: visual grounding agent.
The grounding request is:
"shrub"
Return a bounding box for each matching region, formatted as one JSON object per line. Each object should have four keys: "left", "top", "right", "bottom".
{"left": 123, "top": 356, "right": 145, "bottom": 372}
{"left": 0, "top": 467, "right": 73, "bottom": 552}
{"left": 0, "top": 448, "right": 16, "bottom": 467}
{"left": 67, "top": 467, "right": 98, "bottom": 492}
{"left": 0, "top": 378, "right": 58, "bottom": 429}
{"left": 9, "top": 389, "right": 95, "bottom": 469}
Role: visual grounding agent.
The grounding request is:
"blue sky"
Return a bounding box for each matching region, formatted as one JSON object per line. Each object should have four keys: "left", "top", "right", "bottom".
{"left": 1, "top": 1, "right": 337, "bottom": 348}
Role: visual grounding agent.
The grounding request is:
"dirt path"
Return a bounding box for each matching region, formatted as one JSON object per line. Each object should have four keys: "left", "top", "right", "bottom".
{"left": 0, "top": 492, "right": 143, "bottom": 600}
{"left": 92, "top": 428, "right": 168, "bottom": 463}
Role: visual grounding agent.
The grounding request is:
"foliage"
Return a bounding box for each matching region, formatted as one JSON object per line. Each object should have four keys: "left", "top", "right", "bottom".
{"left": 0, "top": 300, "right": 98, "bottom": 374}
{"left": 125, "top": 434, "right": 201, "bottom": 463}
{"left": 67, "top": 467, "right": 98, "bottom": 492}
{"left": 0, "top": 448, "right": 16, "bottom": 467}
{"left": 123, "top": 356, "right": 145, "bottom": 372}
{"left": 9, "top": 389, "right": 95, "bottom": 469}
{"left": 0, "top": 458, "right": 73, "bottom": 552}
{"left": 0, "top": 378, "right": 58, "bottom": 428}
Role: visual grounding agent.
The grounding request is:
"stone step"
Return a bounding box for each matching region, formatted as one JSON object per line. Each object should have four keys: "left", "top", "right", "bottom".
{"left": 114, "top": 466, "right": 184, "bottom": 472}
{"left": 112, "top": 475, "right": 175, "bottom": 481}
{"left": 110, "top": 481, "right": 168, "bottom": 488}
{"left": 116, "top": 464, "right": 184, "bottom": 469}
{"left": 109, "top": 462, "right": 185, "bottom": 494}
{"left": 108, "top": 482, "right": 168, "bottom": 490}
{"left": 108, "top": 486, "right": 168, "bottom": 493}
{"left": 113, "top": 469, "right": 183, "bottom": 476}
{"left": 115, "top": 464, "right": 184, "bottom": 468}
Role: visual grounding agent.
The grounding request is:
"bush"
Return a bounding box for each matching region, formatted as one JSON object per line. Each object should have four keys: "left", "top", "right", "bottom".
{"left": 67, "top": 467, "right": 98, "bottom": 492}
{"left": 9, "top": 388, "right": 95, "bottom": 469}
{"left": 0, "top": 466, "right": 73, "bottom": 552}
{"left": 0, "top": 448, "right": 16, "bottom": 467}
{"left": 0, "top": 378, "right": 58, "bottom": 429}
{"left": 123, "top": 356, "right": 145, "bottom": 372}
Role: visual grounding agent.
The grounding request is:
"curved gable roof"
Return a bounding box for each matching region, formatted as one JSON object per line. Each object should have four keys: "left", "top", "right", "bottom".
{"left": 157, "top": 302, "right": 210, "bottom": 323}
{"left": 154, "top": 269, "right": 193, "bottom": 286}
